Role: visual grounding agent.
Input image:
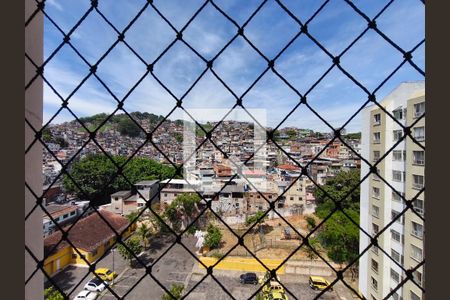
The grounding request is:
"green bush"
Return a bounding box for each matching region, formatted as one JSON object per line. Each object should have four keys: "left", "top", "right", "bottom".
{"left": 162, "top": 283, "right": 184, "bottom": 300}
{"left": 204, "top": 223, "right": 222, "bottom": 249}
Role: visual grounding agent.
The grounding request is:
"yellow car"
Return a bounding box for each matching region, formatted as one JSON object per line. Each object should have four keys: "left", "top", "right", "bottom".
{"left": 308, "top": 276, "right": 333, "bottom": 291}
{"left": 94, "top": 268, "right": 117, "bottom": 282}
{"left": 263, "top": 290, "right": 288, "bottom": 300}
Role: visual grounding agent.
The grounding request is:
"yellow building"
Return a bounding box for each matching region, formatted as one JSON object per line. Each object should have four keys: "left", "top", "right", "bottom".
{"left": 43, "top": 210, "right": 135, "bottom": 276}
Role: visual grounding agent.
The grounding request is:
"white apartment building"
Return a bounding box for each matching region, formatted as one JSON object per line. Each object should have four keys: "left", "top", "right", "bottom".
{"left": 359, "top": 81, "right": 425, "bottom": 300}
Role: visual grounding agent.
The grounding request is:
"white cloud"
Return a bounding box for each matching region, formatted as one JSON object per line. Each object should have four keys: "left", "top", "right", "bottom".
{"left": 42, "top": 0, "right": 424, "bottom": 132}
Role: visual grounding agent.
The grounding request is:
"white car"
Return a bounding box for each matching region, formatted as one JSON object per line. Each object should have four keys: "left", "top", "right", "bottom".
{"left": 74, "top": 290, "right": 98, "bottom": 299}
{"left": 83, "top": 277, "right": 107, "bottom": 292}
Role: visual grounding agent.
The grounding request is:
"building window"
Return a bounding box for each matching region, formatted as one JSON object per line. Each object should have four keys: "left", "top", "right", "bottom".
{"left": 414, "top": 102, "right": 425, "bottom": 118}
{"left": 372, "top": 246, "right": 379, "bottom": 255}
{"left": 392, "top": 170, "right": 403, "bottom": 182}
{"left": 290, "top": 196, "right": 294, "bottom": 201}
{"left": 373, "top": 132, "right": 381, "bottom": 144}
{"left": 392, "top": 191, "right": 404, "bottom": 202}
{"left": 63, "top": 213, "right": 69, "bottom": 219}
{"left": 371, "top": 277, "right": 378, "bottom": 291}
{"left": 411, "top": 244, "right": 423, "bottom": 261}
{"left": 412, "top": 221, "right": 424, "bottom": 239}
{"left": 372, "top": 187, "right": 380, "bottom": 199}
{"left": 371, "top": 259, "right": 379, "bottom": 273}
{"left": 413, "top": 126, "right": 425, "bottom": 141}
{"left": 413, "top": 151, "right": 425, "bottom": 165}
{"left": 70, "top": 211, "right": 76, "bottom": 216}
{"left": 392, "top": 210, "right": 402, "bottom": 223}
{"left": 413, "top": 174, "right": 424, "bottom": 189}
{"left": 413, "top": 270, "right": 423, "bottom": 286}
{"left": 138, "top": 203, "right": 144, "bottom": 207}
{"left": 372, "top": 150, "right": 380, "bottom": 162}
{"left": 91, "top": 249, "right": 98, "bottom": 257}
{"left": 372, "top": 223, "right": 379, "bottom": 236}
{"left": 391, "top": 249, "right": 401, "bottom": 263}
{"left": 372, "top": 205, "right": 380, "bottom": 218}
{"left": 411, "top": 291, "right": 421, "bottom": 300}
{"left": 391, "top": 230, "right": 401, "bottom": 243}
{"left": 391, "top": 291, "right": 400, "bottom": 300}
{"left": 393, "top": 108, "right": 403, "bottom": 120}
{"left": 72, "top": 254, "right": 78, "bottom": 259}
{"left": 392, "top": 150, "right": 403, "bottom": 161}
{"left": 390, "top": 269, "right": 400, "bottom": 283}
{"left": 393, "top": 130, "right": 403, "bottom": 142}
{"left": 412, "top": 199, "right": 424, "bottom": 216}
{"left": 373, "top": 114, "right": 381, "bottom": 125}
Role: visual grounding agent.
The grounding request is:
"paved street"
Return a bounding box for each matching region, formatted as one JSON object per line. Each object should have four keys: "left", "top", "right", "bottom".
{"left": 51, "top": 234, "right": 357, "bottom": 300}
{"left": 184, "top": 268, "right": 345, "bottom": 300}
{"left": 99, "top": 236, "right": 197, "bottom": 299}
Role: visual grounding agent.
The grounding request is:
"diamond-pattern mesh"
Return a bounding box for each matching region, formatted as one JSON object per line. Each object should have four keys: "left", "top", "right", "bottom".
{"left": 25, "top": 0, "right": 425, "bottom": 299}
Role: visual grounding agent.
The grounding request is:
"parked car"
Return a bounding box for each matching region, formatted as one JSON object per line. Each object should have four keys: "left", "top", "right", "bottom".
{"left": 240, "top": 272, "right": 258, "bottom": 284}
{"left": 262, "top": 280, "right": 285, "bottom": 295}
{"left": 94, "top": 268, "right": 117, "bottom": 282}
{"left": 74, "top": 290, "right": 98, "bottom": 300}
{"left": 308, "top": 276, "right": 333, "bottom": 291}
{"left": 84, "top": 277, "right": 107, "bottom": 292}
{"left": 263, "top": 290, "right": 288, "bottom": 300}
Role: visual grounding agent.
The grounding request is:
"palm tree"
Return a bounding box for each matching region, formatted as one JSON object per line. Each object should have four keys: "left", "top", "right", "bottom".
{"left": 137, "top": 223, "right": 151, "bottom": 250}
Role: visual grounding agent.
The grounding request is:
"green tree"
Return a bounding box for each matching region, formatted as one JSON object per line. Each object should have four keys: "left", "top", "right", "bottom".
{"left": 305, "top": 216, "right": 317, "bottom": 231}
{"left": 126, "top": 210, "right": 140, "bottom": 224}
{"left": 118, "top": 117, "right": 141, "bottom": 137}
{"left": 317, "top": 210, "right": 359, "bottom": 266}
{"left": 62, "top": 154, "right": 177, "bottom": 203}
{"left": 162, "top": 283, "right": 184, "bottom": 300}
{"left": 117, "top": 236, "right": 143, "bottom": 267}
{"left": 44, "top": 287, "right": 64, "bottom": 300}
{"left": 137, "top": 223, "right": 151, "bottom": 249}
{"left": 163, "top": 193, "right": 201, "bottom": 232}
{"left": 245, "top": 211, "right": 267, "bottom": 228}
{"left": 204, "top": 223, "right": 222, "bottom": 250}
{"left": 314, "top": 169, "right": 361, "bottom": 219}
{"left": 174, "top": 132, "right": 183, "bottom": 143}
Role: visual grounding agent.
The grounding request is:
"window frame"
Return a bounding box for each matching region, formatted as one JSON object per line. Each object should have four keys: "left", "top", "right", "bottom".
{"left": 413, "top": 150, "right": 425, "bottom": 165}
{"left": 413, "top": 126, "right": 425, "bottom": 141}
{"left": 414, "top": 102, "right": 425, "bottom": 118}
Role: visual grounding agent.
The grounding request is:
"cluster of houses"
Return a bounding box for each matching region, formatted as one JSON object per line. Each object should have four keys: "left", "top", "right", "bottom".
{"left": 41, "top": 117, "right": 361, "bottom": 277}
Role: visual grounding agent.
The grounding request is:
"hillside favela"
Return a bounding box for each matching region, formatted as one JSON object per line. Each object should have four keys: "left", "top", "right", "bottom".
{"left": 40, "top": 81, "right": 425, "bottom": 300}
{"left": 31, "top": 1, "right": 425, "bottom": 300}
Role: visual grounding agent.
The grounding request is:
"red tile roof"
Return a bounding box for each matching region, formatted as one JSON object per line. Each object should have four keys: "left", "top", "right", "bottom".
{"left": 276, "top": 164, "right": 301, "bottom": 171}
{"left": 44, "top": 210, "right": 129, "bottom": 256}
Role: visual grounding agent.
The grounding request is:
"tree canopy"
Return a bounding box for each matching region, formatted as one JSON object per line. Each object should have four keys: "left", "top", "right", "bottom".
{"left": 314, "top": 169, "right": 360, "bottom": 219}
{"left": 317, "top": 210, "right": 359, "bottom": 265}
{"left": 62, "top": 154, "right": 177, "bottom": 204}
{"left": 118, "top": 118, "right": 142, "bottom": 137}
{"left": 313, "top": 169, "right": 361, "bottom": 266}
{"left": 44, "top": 287, "right": 64, "bottom": 300}
{"left": 204, "top": 223, "right": 222, "bottom": 249}
{"left": 163, "top": 193, "right": 201, "bottom": 232}
{"left": 117, "top": 236, "right": 143, "bottom": 266}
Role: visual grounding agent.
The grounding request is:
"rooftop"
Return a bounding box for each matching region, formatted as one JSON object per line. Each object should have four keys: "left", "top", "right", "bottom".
{"left": 44, "top": 210, "right": 129, "bottom": 256}
{"left": 135, "top": 180, "right": 160, "bottom": 186}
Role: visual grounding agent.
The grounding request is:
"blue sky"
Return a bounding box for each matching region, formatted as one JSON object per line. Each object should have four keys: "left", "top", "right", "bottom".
{"left": 42, "top": 0, "right": 424, "bottom": 132}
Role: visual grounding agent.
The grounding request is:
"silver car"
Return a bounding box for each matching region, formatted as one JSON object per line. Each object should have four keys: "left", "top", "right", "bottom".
{"left": 83, "top": 277, "right": 107, "bottom": 293}
{"left": 74, "top": 290, "right": 98, "bottom": 299}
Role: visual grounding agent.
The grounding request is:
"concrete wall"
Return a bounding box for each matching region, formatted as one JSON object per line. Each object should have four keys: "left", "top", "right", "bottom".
{"left": 25, "top": 0, "right": 43, "bottom": 299}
